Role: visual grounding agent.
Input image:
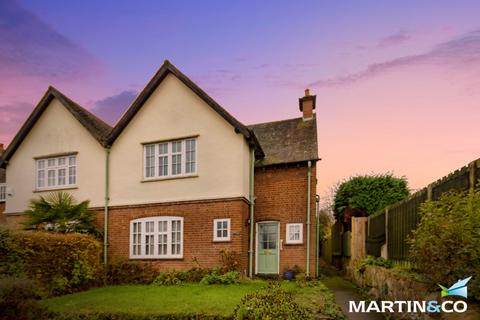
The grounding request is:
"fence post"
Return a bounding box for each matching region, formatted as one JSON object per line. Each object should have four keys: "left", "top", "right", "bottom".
{"left": 469, "top": 161, "right": 476, "bottom": 191}
{"left": 382, "top": 208, "right": 389, "bottom": 259}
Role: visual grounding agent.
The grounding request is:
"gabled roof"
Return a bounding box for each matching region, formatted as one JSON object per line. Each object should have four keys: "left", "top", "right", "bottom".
{"left": 0, "top": 86, "right": 112, "bottom": 168}
{"left": 248, "top": 116, "right": 319, "bottom": 167}
{"left": 107, "top": 60, "right": 264, "bottom": 157}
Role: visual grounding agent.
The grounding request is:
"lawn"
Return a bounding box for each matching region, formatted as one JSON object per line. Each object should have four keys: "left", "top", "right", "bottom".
{"left": 41, "top": 282, "right": 265, "bottom": 317}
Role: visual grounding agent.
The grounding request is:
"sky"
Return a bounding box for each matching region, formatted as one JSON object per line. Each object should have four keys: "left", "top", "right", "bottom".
{"left": 1, "top": 0, "right": 480, "bottom": 203}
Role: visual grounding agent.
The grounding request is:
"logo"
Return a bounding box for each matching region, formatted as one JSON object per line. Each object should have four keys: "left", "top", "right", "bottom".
{"left": 439, "top": 277, "right": 472, "bottom": 299}
{"left": 349, "top": 277, "right": 472, "bottom": 314}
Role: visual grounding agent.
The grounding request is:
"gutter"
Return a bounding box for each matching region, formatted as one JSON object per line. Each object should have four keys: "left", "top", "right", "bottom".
{"left": 306, "top": 161, "right": 312, "bottom": 277}
{"left": 248, "top": 148, "right": 255, "bottom": 277}
{"left": 315, "top": 195, "right": 320, "bottom": 277}
{"left": 103, "top": 147, "right": 111, "bottom": 265}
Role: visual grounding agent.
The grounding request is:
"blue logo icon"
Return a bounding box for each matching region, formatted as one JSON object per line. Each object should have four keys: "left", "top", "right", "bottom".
{"left": 439, "top": 277, "right": 472, "bottom": 299}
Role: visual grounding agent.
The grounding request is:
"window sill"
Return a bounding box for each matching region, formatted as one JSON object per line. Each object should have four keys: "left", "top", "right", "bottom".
{"left": 285, "top": 242, "right": 304, "bottom": 245}
{"left": 213, "top": 239, "right": 231, "bottom": 243}
{"left": 33, "top": 186, "right": 78, "bottom": 193}
{"left": 141, "top": 175, "right": 198, "bottom": 183}
{"left": 129, "top": 256, "right": 184, "bottom": 260}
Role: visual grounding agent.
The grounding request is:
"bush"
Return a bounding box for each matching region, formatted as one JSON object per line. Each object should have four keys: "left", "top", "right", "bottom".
{"left": 233, "top": 283, "right": 311, "bottom": 319}
{"left": 333, "top": 174, "right": 409, "bottom": 219}
{"left": 23, "top": 192, "right": 101, "bottom": 237}
{"left": 0, "top": 227, "right": 25, "bottom": 277}
{"left": 45, "top": 312, "right": 229, "bottom": 320}
{"left": 8, "top": 231, "right": 102, "bottom": 296}
{"left": 200, "top": 271, "right": 242, "bottom": 285}
{"left": 0, "top": 276, "right": 48, "bottom": 320}
{"left": 219, "top": 250, "right": 240, "bottom": 272}
{"left": 409, "top": 190, "right": 480, "bottom": 300}
{"left": 107, "top": 259, "right": 159, "bottom": 285}
{"left": 356, "top": 256, "right": 392, "bottom": 274}
{"left": 152, "top": 268, "right": 212, "bottom": 286}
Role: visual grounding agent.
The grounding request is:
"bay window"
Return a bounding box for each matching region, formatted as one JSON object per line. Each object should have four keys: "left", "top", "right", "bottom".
{"left": 129, "top": 216, "right": 184, "bottom": 259}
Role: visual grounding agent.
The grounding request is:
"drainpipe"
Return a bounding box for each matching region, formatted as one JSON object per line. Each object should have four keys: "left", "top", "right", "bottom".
{"left": 306, "top": 161, "right": 312, "bottom": 277}
{"left": 248, "top": 148, "right": 255, "bottom": 278}
{"left": 315, "top": 195, "right": 320, "bottom": 277}
{"left": 103, "top": 147, "right": 111, "bottom": 265}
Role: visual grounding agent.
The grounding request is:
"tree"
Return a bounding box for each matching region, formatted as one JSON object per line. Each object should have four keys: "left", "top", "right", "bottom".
{"left": 23, "top": 192, "right": 100, "bottom": 236}
{"left": 333, "top": 173, "right": 409, "bottom": 220}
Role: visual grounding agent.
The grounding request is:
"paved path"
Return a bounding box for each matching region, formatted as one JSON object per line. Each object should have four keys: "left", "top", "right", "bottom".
{"left": 322, "top": 275, "right": 385, "bottom": 320}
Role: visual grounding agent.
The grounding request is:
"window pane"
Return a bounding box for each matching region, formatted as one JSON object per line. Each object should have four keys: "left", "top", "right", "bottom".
{"left": 58, "top": 157, "right": 66, "bottom": 166}
{"left": 145, "top": 145, "right": 155, "bottom": 178}
{"left": 47, "top": 159, "right": 56, "bottom": 167}
{"left": 159, "top": 143, "right": 168, "bottom": 154}
{"left": 69, "top": 166, "right": 76, "bottom": 185}
{"left": 159, "top": 156, "right": 168, "bottom": 176}
{"left": 37, "top": 170, "right": 45, "bottom": 188}
{"left": 58, "top": 168, "right": 66, "bottom": 185}
{"left": 172, "top": 154, "right": 181, "bottom": 175}
{"left": 47, "top": 170, "right": 55, "bottom": 186}
{"left": 69, "top": 156, "right": 76, "bottom": 166}
{"left": 38, "top": 160, "right": 45, "bottom": 169}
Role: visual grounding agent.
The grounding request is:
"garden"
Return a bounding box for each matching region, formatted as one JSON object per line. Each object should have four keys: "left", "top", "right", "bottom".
{"left": 0, "top": 192, "right": 345, "bottom": 320}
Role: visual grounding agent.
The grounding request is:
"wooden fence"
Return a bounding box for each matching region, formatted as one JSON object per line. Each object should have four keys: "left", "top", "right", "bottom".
{"left": 366, "top": 159, "right": 479, "bottom": 261}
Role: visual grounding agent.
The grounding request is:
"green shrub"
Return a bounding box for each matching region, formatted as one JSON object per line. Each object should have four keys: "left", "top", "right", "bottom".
{"left": 0, "top": 227, "right": 25, "bottom": 277}
{"left": 10, "top": 231, "right": 102, "bottom": 296}
{"left": 0, "top": 276, "right": 48, "bottom": 320}
{"left": 45, "top": 312, "right": 229, "bottom": 320}
{"left": 356, "top": 256, "right": 392, "bottom": 274}
{"left": 409, "top": 190, "right": 480, "bottom": 300}
{"left": 233, "top": 283, "right": 311, "bottom": 319}
{"left": 200, "top": 271, "right": 241, "bottom": 285}
{"left": 23, "top": 192, "right": 101, "bottom": 237}
{"left": 152, "top": 268, "right": 212, "bottom": 286}
{"left": 107, "top": 259, "right": 159, "bottom": 285}
{"left": 333, "top": 174, "right": 409, "bottom": 219}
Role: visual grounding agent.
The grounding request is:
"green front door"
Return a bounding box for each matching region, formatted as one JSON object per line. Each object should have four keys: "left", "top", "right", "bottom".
{"left": 256, "top": 222, "right": 279, "bottom": 274}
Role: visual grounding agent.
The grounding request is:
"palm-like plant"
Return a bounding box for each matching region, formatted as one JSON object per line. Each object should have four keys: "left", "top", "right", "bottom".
{"left": 23, "top": 192, "right": 100, "bottom": 236}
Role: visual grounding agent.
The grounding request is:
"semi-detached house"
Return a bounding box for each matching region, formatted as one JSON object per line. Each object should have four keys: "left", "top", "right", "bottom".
{"left": 0, "top": 60, "right": 319, "bottom": 277}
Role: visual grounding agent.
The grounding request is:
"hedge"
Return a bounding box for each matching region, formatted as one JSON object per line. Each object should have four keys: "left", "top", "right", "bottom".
{"left": 0, "top": 229, "right": 103, "bottom": 296}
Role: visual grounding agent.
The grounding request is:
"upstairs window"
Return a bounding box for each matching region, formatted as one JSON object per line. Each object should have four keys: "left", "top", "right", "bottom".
{"left": 129, "top": 216, "right": 183, "bottom": 259}
{"left": 0, "top": 184, "right": 6, "bottom": 202}
{"left": 286, "top": 223, "right": 303, "bottom": 244}
{"left": 143, "top": 138, "right": 197, "bottom": 179}
{"left": 36, "top": 155, "right": 77, "bottom": 190}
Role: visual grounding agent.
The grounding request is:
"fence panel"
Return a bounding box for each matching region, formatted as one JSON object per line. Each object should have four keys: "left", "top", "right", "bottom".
{"left": 366, "top": 212, "right": 385, "bottom": 257}
{"left": 342, "top": 231, "right": 351, "bottom": 257}
{"left": 432, "top": 167, "right": 470, "bottom": 200}
{"left": 387, "top": 190, "right": 427, "bottom": 261}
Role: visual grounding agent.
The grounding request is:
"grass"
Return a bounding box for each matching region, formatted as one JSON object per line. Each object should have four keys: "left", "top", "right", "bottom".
{"left": 41, "top": 282, "right": 265, "bottom": 317}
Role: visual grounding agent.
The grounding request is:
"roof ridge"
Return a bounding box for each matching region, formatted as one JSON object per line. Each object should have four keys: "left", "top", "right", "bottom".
{"left": 248, "top": 115, "right": 314, "bottom": 127}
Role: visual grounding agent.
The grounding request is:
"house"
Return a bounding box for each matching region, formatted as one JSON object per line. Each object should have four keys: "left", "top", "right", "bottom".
{"left": 0, "top": 61, "right": 319, "bottom": 277}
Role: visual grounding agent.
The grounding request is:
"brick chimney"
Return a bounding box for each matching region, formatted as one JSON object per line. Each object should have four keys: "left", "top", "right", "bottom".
{"left": 299, "top": 89, "right": 316, "bottom": 120}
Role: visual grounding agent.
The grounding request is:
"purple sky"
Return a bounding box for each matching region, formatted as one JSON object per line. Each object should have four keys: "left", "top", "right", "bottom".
{"left": 2, "top": 0, "right": 480, "bottom": 200}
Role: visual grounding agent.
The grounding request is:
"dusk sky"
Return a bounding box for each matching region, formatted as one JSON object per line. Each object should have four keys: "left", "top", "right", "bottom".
{"left": 1, "top": 0, "right": 480, "bottom": 202}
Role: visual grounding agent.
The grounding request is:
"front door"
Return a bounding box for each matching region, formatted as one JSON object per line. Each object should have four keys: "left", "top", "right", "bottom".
{"left": 256, "top": 222, "right": 279, "bottom": 274}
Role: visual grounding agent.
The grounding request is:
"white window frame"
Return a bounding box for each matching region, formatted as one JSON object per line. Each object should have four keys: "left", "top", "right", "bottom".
{"left": 143, "top": 138, "right": 197, "bottom": 180}
{"left": 0, "top": 183, "right": 6, "bottom": 202}
{"left": 35, "top": 155, "right": 77, "bottom": 190}
{"left": 129, "top": 216, "right": 184, "bottom": 259}
{"left": 285, "top": 223, "right": 303, "bottom": 244}
{"left": 213, "top": 218, "right": 231, "bottom": 242}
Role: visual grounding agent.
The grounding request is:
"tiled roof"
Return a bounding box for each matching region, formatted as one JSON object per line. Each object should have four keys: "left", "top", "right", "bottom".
{"left": 248, "top": 116, "right": 319, "bottom": 167}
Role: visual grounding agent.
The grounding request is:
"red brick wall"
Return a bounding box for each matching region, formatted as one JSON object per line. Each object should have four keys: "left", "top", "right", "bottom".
{"left": 254, "top": 163, "right": 317, "bottom": 277}
{"left": 95, "top": 197, "right": 250, "bottom": 273}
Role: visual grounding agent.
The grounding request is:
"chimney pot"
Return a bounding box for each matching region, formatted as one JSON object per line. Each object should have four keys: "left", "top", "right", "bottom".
{"left": 299, "top": 89, "right": 316, "bottom": 120}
